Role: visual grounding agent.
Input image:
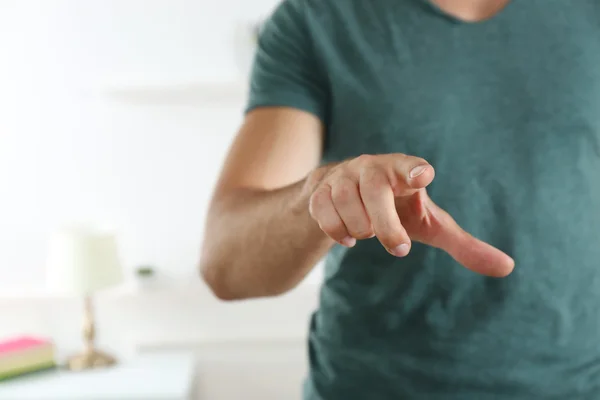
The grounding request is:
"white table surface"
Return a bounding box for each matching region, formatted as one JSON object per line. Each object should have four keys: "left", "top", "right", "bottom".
{"left": 0, "top": 352, "right": 196, "bottom": 400}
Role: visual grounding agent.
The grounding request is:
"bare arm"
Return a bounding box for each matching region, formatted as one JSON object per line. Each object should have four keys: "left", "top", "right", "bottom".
{"left": 200, "top": 107, "right": 334, "bottom": 300}
{"left": 200, "top": 0, "right": 514, "bottom": 300}
{"left": 200, "top": 106, "right": 516, "bottom": 301}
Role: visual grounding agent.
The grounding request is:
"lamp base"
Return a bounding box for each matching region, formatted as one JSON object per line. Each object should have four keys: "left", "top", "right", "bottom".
{"left": 66, "top": 349, "right": 117, "bottom": 371}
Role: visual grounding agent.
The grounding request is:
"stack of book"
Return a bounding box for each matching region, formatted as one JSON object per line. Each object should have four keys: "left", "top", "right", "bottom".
{"left": 0, "top": 336, "right": 56, "bottom": 381}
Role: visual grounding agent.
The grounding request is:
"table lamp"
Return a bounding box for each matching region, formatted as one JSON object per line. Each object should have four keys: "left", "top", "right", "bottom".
{"left": 46, "top": 225, "right": 124, "bottom": 371}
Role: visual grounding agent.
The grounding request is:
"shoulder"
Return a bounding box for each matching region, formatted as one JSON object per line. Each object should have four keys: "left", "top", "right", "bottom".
{"left": 267, "top": 0, "right": 402, "bottom": 40}
{"left": 267, "top": 0, "right": 358, "bottom": 27}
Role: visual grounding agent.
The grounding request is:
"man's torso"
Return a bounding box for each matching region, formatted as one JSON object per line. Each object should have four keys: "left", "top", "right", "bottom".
{"left": 276, "top": 0, "right": 600, "bottom": 398}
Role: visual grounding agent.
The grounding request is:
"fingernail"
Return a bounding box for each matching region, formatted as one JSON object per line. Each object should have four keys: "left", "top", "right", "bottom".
{"left": 391, "top": 243, "right": 410, "bottom": 257}
{"left": 409, "top": 165, "right": 429, "bottom": 179}
{"left": 340, "top": 237, "right": 357, "bottom": 247}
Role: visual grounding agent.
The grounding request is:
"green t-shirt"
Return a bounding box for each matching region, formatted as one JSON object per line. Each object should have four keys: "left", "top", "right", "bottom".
{"left": 247, "top": 0, "right": 600, "bottom": 398}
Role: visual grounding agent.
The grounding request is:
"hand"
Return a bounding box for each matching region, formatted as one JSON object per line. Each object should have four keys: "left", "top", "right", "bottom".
{"left": 307, "top": 154, "right": 514, "bottom": 277}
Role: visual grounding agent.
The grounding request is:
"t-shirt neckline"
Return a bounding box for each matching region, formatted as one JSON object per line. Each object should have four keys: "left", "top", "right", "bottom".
{"left": 422, "top": 0, "right": 516, "bottom": 25}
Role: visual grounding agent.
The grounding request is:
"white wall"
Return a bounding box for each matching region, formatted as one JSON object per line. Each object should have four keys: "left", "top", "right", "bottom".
{"left": 0, "top": 0, "right": 323, "bottom": 291}
{"left": 0, "top": 5, "right": 326, "bottom": 397}
{"left": 0, "top": 1, "right": 324, "bottom": 380}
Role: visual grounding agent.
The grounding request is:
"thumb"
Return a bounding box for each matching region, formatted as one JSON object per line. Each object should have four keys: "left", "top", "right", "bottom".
{"left": 423, "top": 202, "right": 515, "bottom": 277}
{"left": 379, "top": 154, "right": 435, "bottom": 196}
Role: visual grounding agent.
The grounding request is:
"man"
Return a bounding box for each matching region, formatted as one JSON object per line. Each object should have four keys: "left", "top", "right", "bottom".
{"left": 200, "top": 0, "right": 600, "bottom": 398}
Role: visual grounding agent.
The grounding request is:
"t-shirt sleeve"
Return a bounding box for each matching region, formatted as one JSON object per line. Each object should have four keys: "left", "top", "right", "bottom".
{"left": 245, "top": 0, "right": 328, "bottom": 124}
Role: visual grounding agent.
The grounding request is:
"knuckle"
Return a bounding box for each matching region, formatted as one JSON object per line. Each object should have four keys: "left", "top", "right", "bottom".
{"left": 355, "top": 154, "right": 374, "bottom": 163}
{"left": 360, "top": 164, "right": 386, "bottom": 181}
{"left": 351, "top": 154, "right": 375, "bottom": 169}
{"left": 360, "top": 168, "right": 389, "bottom": 195}
{"left": 311, "top": 186, "right": 331, "bottom": 204}
{"left": 322, "top": 167, "right": 346, "bottom": 184}
{"left": 309, "top": 187, "right": 331, "bottom": 216}
{"left": 320, "top": 221, "right": 346, "bottom": 239}
{"left": 331, "top": 179, "right": 357, "bottom": 205}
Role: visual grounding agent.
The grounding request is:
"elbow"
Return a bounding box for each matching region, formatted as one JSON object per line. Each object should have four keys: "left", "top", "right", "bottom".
{"left": 200, "top": 259, "right": 241, "bottom": 301}
{"left": 199, "top": 254, "right": 287, "bottom": 301}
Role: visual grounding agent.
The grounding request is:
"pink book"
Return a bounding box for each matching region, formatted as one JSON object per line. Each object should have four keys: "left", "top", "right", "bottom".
{"left": 0, "top": 337, "right": 49, "bottom": 355}
{"left": 0, "top": 336, "right": 55, "bottom": 380}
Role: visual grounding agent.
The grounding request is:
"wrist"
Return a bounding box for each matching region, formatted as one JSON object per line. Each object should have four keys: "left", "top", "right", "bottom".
{"left": 290, "top": 163, "right": 335, "bottom": 220}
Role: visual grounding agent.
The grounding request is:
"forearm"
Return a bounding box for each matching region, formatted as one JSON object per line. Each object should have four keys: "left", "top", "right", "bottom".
{"left": 200, "top": 169, "right": 334, "bottom": 300}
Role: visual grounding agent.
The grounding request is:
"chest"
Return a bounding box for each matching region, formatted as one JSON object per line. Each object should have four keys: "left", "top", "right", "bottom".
{"left": 318, "top": 1, "right": 600, "bottom": 162}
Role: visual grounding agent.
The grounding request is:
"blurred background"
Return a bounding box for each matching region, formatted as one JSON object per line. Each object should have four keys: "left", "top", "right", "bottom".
{"left": 0, "top": 1, "right": 322, "bottom": 399}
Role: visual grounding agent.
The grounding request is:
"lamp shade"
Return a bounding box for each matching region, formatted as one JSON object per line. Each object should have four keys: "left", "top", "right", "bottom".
{"left": 46, "top": 226, "right": 124, "bottom": 296}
